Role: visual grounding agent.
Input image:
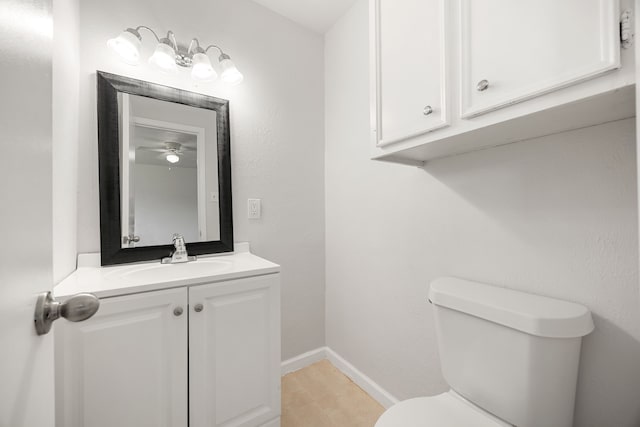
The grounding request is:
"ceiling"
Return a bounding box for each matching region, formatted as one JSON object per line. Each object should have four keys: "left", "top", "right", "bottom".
{"left": 251, "top": 0, "right": 357, "bottom": 34}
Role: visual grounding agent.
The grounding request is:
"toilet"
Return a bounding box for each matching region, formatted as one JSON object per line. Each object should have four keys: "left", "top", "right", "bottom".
{"left": 376, "top": 277, "right": 595, "bottom": 427}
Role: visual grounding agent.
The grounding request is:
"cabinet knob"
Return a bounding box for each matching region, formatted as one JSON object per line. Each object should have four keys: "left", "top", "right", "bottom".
{"left": 194, "top": 303, "right": 204, "bottom": 313}
{"left": 423, "top": 105, "right": 433, "bottom": 116}
{"left": 173, "top": 307, "right": 184, "bottom": 316}
{"left": 476, "top": 79, "right": 489, "bottom": 92}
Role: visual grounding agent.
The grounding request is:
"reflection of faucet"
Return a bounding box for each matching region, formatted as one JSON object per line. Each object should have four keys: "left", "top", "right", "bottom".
{"left": 161, "top": 234, "right": 197, "bottom": 264}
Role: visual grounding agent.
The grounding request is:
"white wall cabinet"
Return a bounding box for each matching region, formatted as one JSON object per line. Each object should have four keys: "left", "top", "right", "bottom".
{"left": 371, "top": 0, "right": 449, "bottom": 147}
{"left": 56, "top": 274, "right": 281, "bottom": 427}
{"left": 460, "top": 0, "right": 620, "bottom": 118}
{"left": 370, "top": 0, "right": 635, "bottom": 165}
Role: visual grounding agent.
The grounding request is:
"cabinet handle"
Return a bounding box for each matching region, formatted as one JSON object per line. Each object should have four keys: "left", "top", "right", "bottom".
{"left": 423, "top": 106, "right": 433, "bottom": 116}
{"left": 173, "top": 306, "right": 184, "bottom": 316}
{"left": 194, "top": 303, "right": 204, "bottom": 313}
{"left": 476, "top": 79, "right": 489, "bottom": 92}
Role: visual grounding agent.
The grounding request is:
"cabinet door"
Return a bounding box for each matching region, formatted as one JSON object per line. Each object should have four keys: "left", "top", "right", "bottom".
{"left": 460, "top": 0, "right": 620, "bottom": 118}
{"left": 371, "top": 0, "right": 449, "bottom": 147}
{"left": 56, "top": 288, "right": 188, "bottom": 427}
{"left": 189, "top": 274, "right": 281, "bottom": 427}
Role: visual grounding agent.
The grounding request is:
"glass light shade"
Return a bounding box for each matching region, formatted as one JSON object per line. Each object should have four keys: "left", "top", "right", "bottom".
{"left": 219, "top": 58, "right": 243, "bottom": 85}
{"left": 107, "top": 30, "right": 141, "bottom": 65}
{"left": 191, "top": 53, "right": 217, "bottom": 82}
{"left": 149, "top": 40, "right": 177, "bottom": 73}
{"left": 166, "top": 153, "right": 180, "bottom": 163}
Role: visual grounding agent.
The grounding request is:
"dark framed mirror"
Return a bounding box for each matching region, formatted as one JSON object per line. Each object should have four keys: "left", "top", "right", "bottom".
{"left": 97, "top": 71, "right": 233, "bottom": 265}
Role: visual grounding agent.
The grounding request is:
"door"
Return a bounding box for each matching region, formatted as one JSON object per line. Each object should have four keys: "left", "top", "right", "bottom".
{"left": 0, "top": 1, "right": 56, "bottom": 426}
{"left": 56, "top": 288, "right": 188, "bottom": 427}
{"left": 459, "top": 0, "right": 620, "bottom": 118}
{"left": 189, "top": 275, "right": 281, "bottom": 427}
{"left": 370, "top": 0, "right": 450, "bottom": 147}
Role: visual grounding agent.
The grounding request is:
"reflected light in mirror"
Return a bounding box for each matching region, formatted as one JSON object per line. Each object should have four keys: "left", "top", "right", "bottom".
{"left": 166, "top": 153, "right": 180, "bottom": 163}
{"left": 107, "top": 29, "right": 142, "bottom": 65}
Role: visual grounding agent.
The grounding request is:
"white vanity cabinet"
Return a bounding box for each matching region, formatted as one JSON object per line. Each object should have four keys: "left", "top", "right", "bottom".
{"left": 55, "top": 251, "right": 281, "bottom": 427}
{"left": 371, "top": 0, "right": 449, "bottom": 147}
{"left": 370, "top": 0, "right": 635, "bottom": 165}
{"left": 56, "top": 288, "right": 189, "bottom": 427}
{"left": 189, "top": 275, "right": 281, "bottom": 427}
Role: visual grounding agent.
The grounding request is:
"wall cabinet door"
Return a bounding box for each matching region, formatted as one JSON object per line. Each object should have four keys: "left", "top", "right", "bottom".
{"left": 460, "top": 0, "right": 620, "bottom": 118}
{"left": 189, "top": 275, "right": 281, "bottom": 427}
{"left": 370, "top": 0, "right": 449, "bottom": 147}
{"left": 56, "top": 288, "right": 188, "bottom": 427}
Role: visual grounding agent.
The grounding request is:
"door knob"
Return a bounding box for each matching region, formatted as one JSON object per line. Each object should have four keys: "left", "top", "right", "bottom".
{"left": 34, "top": 292, "right": 100, "bottom": 336}
{"left": 194, "top": 303, "right": 204, "bottom": 313}
{"left": 423, "top": 105, "right": 433, "bottom": 116}
{"left": 122, "top": 235, "right": 140, "bottom": 244}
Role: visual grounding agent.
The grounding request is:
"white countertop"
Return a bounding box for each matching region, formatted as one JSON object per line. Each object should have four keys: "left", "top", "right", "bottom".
{"left": 55, "top": 245, "right": 280, "bottom": 299}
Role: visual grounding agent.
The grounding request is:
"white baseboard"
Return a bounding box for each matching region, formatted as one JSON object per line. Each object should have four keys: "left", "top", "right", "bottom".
{"left": 281, "top": 346, "right": 399, "bottom": 409}
{"left": 259, "top": 417, "right": 280, "bottom": 427}
{"left": 325, "top": 348, "right": 399, "bottom": 409}
{"left": 281, "top": 347, "right": 327, "bottom": 375}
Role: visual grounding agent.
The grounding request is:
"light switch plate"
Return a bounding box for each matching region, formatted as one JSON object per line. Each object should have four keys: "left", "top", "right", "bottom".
{"left": 248, "top": 199, "right": 261, "bottom": 219}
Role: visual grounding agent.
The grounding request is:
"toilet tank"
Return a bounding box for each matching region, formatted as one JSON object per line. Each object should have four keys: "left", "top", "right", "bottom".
{"left": 429, "top": 278, "right": 594, "bottom": 427}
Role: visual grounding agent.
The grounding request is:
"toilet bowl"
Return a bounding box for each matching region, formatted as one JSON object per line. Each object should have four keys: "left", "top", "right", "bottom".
{"left": 376, "top": 391, "right": 511, "bottom": 427}
{"left": 374, "top": 277, "right": 594, "bottom": 427}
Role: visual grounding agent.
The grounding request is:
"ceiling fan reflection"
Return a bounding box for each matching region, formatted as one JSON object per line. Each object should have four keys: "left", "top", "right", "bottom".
{"left": 137, "top": 141, "right": 195, "bottom": 164}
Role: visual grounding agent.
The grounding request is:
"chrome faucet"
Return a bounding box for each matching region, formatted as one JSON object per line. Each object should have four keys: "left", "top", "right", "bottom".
{"left": 161, "top": 234, "right": 197, "bottom": 264}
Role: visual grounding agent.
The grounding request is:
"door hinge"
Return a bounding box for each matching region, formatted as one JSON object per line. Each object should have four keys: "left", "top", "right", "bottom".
{"left": 620, "top": 10, "right": 633, "bottom": 49}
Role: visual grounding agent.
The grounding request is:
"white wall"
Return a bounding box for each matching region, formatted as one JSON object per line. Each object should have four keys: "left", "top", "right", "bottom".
{"left": 134, "top": 164, "right": 199, "bottom": 246}
{"left": 75, "top": 0, "right": 325, "bottom": 359}
{"left": 325, "top": 2, "right": 640, "bottom": 427}
{"left": 53, "top": 0, "right": 80, "bottom": 283}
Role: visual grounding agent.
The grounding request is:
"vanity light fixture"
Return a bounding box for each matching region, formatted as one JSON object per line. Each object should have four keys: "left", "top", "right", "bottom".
{"left": 107, "top": 26, "right": 243, "bottom": 84}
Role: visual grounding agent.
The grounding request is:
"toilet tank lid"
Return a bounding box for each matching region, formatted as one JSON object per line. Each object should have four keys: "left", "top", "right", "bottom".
{"left": 429, "top": 277, "right": 594, "bottom": 338}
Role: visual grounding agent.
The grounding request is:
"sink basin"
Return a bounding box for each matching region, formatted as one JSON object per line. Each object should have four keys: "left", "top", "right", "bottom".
{"left": 106, "top": 258, "right": 233, "bottom": 285}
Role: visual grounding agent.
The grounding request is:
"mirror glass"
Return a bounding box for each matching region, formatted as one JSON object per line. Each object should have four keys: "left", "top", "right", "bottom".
{"left": 97, "top": 72, "right": 233, "bottom": 266}
{"left": 119, "top": 93, "right": 220, "bottom": 248}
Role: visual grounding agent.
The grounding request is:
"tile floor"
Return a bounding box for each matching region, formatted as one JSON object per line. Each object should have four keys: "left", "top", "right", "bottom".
{"left": 281, "top": 360, "right": 385, "bottom": 427}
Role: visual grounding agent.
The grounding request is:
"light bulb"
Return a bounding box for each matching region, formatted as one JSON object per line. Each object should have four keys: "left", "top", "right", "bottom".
{"left": 107, "top": 29, "right": 142, "bottom": 65}
{"left": 166, "top": 153, "right": 180, "bottom": 163}
{"left": 191, "top": 52, "right": 217, "bottom": 82}
{"left": 219, "top": 54, "right": 243, "bottom": 85}
{"left": 149, "top": 39, "right": 177, "bottom": 73}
